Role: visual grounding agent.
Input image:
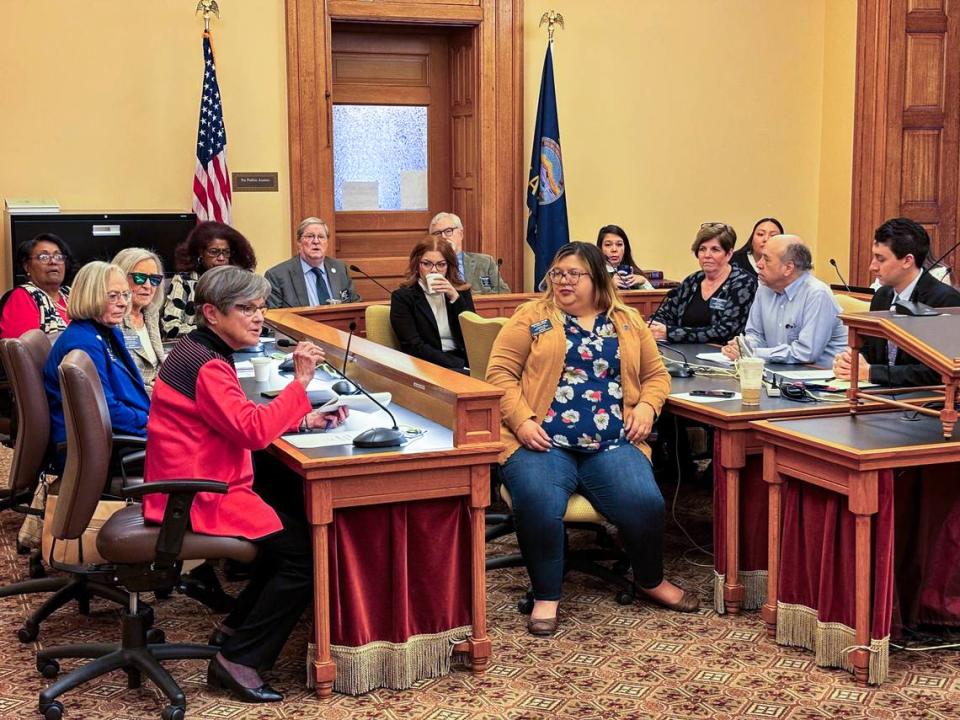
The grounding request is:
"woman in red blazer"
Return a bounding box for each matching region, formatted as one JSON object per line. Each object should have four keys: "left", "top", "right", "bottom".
{"left": 143, "top": 266, "right": 346, "bottom": 703}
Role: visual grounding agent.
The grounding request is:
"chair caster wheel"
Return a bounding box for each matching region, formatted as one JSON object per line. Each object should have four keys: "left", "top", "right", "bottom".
{"left": 16, "top": 542, "right": 31, "bottom": 556}
{"left": 143, "top": 605, "right": 155, "bottom": 628}
{"left": 39, "top": 700, "right": 63, "bottom": 720}
{"left": 18, "top": 620, "right": 39, "bottom": 643}
{"left": 37, "top": 659, "right": 60, "bottom": 679}
{"left": 161, "top": 704, "right": 185, "bottom": 720}
{"left": 615, "top": 590, "right": 635, "bottom": 606}
{"left": 146, "top": 628, "right": 166, "bottom": 644}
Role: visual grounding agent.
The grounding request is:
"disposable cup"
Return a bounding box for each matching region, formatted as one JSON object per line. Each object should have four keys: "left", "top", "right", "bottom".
{"left": 251, "top": 357, "right": 274, "bottom": 382}
{"left": 737, "top": 357, "right": 765, "bottom": 406}
{"left": 425, "top": 272, "right": 444, "bottom": 294}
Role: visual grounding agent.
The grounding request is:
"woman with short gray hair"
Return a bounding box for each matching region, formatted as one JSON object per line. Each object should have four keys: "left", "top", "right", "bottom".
{"left": 142, "top": 265, "right": 348, "bottom": 702}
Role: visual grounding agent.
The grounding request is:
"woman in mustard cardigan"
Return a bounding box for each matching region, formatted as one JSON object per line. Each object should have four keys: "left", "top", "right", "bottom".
{"left": 487, "top": 242, "right": 698, "bottom": 636}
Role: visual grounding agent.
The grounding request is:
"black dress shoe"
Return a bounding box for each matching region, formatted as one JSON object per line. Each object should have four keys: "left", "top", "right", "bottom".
{"left": 180, "top": 565, "right": 235, "bottom": 613}
{"left": 207, "top": 657, "right": 283, "bottom": 703}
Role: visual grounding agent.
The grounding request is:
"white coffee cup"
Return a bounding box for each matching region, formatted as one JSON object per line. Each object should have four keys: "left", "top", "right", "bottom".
{"left": 251, "top": 357, "right": 274, "bottom": 382}
{"left": 424, "top": 272, "right": 444, "bottom": 294}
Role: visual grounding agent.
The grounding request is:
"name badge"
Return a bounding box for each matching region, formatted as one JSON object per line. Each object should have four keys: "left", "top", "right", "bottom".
{"left": 122, "top": 330, "right": 142, "bottom": 351}
{"left": 340, "top": 289, "right": 351, "bottom": 302}
{"left": 530, "top": 319, "right": 553, "bottom": 337}
{"left": 479, "top": 275, "right": 492, "bottom": 290}
{"left": 709, "top": 297, "right": 729, "bottom": 311}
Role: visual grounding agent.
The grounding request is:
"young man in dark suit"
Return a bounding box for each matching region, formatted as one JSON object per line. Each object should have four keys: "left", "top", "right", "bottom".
{"left": 833, "top": 217, "right": 960, "bottom": 386}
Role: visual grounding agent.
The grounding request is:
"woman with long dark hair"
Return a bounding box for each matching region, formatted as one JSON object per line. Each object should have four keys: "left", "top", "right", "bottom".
{"left": 596, "top": 224, "right": 653, "bottom": 290}
{"left": 730, "top": 217, "right": 784, "bottom": 278}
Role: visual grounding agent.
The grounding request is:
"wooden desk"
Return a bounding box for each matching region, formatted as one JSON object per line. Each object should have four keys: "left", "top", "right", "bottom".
{"left": 262, "top": 310, "right": 503, "bottom": 696}
{"left": 283, "top": 289, "right": 671, "bottom": 334}
{"left": 752, "top": 412, "right": 960, "bottom": 684}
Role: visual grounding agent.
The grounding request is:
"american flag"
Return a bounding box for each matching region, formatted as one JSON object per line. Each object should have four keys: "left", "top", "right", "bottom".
{"left": 192, "top": 32, "right": 232, "bottom": 223}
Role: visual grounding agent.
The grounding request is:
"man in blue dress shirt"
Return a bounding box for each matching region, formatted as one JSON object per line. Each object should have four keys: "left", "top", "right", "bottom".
{"left": 722, "top": 234, "right": 847, "bottom": 365}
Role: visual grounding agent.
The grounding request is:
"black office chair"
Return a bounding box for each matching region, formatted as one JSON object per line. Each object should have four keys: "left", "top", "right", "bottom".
{"left": 36, "top": 350, "right": 258, "bottom": 720}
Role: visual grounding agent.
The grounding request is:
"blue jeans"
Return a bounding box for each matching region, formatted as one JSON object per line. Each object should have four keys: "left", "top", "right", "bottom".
{"left": 501, "top": 444, "right": 665, "bottom": 601}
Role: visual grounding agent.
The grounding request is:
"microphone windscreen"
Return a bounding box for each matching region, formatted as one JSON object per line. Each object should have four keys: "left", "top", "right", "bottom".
{"left": 348, "top": 321, "right": 358, "bottom": 332}
{"left": 349, "top": 264, "right": 361, "bottom": 272}
{"left": 277, "top": 338, "right": 296, "bottom": 347}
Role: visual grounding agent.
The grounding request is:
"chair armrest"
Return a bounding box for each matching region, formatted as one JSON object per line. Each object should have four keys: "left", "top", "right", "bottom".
{"left": 118, "top": 449, "right": 146, "bottom": 490}
{"left": 121, "top": 479, "right": 229, "bottom": 569}
{"left": 122, "top": 480, "right": 228, "bottom": 499}
{"left": 112, "top": 434, "right": 147, "bottom": 451}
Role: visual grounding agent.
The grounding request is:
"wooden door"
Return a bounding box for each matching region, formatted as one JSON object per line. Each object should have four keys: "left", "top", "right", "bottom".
{"left": 330, "top": 29, "right": 450, "bottom": 300}
{"left": 851, "top": 0, "right": 960, "bottom": 285}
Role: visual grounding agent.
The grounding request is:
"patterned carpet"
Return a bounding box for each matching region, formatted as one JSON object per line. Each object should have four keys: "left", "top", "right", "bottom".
{"left": 1, "top": 450, "right": 960, "bottom": 719}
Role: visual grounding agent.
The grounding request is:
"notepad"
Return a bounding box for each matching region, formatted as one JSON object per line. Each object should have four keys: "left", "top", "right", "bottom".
{"left": 696, "top": 352, "right": 734, "bottom": 366}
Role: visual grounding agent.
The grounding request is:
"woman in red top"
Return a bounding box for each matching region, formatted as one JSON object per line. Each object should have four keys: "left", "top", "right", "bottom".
{"left": 144, "top": 265, "right": 346, "bottom": 703}
{"left": 0, "top": 234, "right": 72, "bottom": 338}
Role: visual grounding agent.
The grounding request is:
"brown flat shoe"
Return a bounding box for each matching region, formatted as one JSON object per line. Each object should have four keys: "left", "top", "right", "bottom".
{"left": 527, "top": 615, "right": 559, "bottom": 636}
{"left": 642, "top": 587, "right": 700, "bottom": 613}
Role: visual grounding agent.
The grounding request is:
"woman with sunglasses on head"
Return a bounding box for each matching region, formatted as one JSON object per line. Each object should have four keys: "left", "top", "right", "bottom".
{"left": 730, "top": 217, "right": 784, "bottom": 278}
{"left": 161, "top": 221, "right": 257, "bottom": 340}
{"left": 486, "top": 242, "right": 697, "bottom": 637}
{"left": 0, "top": 234, "right": 73, "bottom": 339}
{"left": 112, "top": 248, "right": 166, "bottom": 392}
{"left": 649, "top": 222, "right": 757, "bottom": 344}
{"left": 596, "top": 225, "right": 654, "bottom": 290}
{"left": 389, "top": 236, "right": 475, "bottom": 371}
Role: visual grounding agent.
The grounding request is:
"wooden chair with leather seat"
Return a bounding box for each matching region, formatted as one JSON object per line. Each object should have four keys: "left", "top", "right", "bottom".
{"left": 36, "top": 349, "right": 258, "bottom": 720}
{"left": 0, "top": 331, "right": 136, "bottom": 644}
{"left": 364, "top": 304, "right": 399, "bottom": 350}
{"left": 468, "top": 316, "right": 636, "bottom": 606}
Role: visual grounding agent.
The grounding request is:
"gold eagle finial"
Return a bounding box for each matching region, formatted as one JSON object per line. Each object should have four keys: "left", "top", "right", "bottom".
{"left": 196, "top": 0, "right": 220, "bottom": 31}
{"left": 539, "top": 11, "right": 565, "bottom": 44}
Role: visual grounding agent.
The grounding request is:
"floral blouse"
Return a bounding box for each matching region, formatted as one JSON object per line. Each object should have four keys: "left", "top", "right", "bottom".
{"left": 543, "top": 314, "right": 625, "bottom": 452}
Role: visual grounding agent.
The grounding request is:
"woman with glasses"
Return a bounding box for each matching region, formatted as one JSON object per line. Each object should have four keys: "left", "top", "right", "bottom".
{"left": 730, "top": 217, "right": 784, "bottom": 278}
{"left": 649, "top": 222, "right": 757, "bottom": 344}
{"left": 43, "top": 261, "right": 150, "bottom": 456}
{"left": 113, "top": 248, "right": 166, "bottom": 392}
{"left": 143, "top": 266, "right": 346, "bottom": 703}
{"left": 486, "top": 242, "right": 697, "bottom": 637}
{"left": 161, "top": 221, "right": 257, "bottom": 340}
{"left": 0, "top": 233, "right": 73, "bottom": 338}
{"left": 389, "top": 236, "right": 475, "bottom": 371}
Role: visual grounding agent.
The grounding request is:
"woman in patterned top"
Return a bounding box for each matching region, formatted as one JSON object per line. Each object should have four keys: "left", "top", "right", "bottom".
{"left": 0, "top": 234, "right": 73, "bottom": 339}
{"left": 649, "top": 222, "right": 757, "bottom": 344}
{"left": 487, "top": 242, "right": 698, "bottom": 637}
{"left": 160, "top": 221, "right": 257, "bottom": 340}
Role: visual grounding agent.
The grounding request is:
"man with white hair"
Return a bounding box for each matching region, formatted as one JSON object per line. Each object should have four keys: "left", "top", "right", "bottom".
{"left": 722, "top": 234, "right": 846, "bottom": 365}
{"left": 428, "top": 212, "right": 511, "bottom": 294}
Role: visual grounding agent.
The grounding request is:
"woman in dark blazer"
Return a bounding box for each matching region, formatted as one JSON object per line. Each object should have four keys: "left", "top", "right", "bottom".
{"left": 390, "top": 236, "right": 475, "bottom": 371}
{"left": 44, "top": 261, "right": 150, "bottom": 451}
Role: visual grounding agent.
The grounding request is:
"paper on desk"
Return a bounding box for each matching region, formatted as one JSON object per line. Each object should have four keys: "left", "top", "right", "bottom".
{"left": 774, "top": 369, "right": 835, "bottom": 381}
{"left": 672, "top": 391, "right": 741, "bottom": 403}
{"left": 696, "top": 352, "right": 734, "bottom": 366}
{"left": 235, "top": 360, "right": 254, "bottom": 378}
{"left": 280, "top": 408, "right": 382, "bottom": 448}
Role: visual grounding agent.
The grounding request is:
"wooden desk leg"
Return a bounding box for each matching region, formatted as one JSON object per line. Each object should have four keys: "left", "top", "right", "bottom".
{"left": 720, "top": 431, "right": 746, "bottom": 614}
{"left": 851, "top": 513, "right": 872, "bottom": 685}
{"left": 942, "top": 379, "right": 958, "bottom": 438}
{"left": 311, "top": 521, "right": 336, "bottom": 697}
{"left": 761, "top": 446, "right": 783, "bottom": 638}
{"left": 467, "top": 467, "right": 491, "bottom": 674}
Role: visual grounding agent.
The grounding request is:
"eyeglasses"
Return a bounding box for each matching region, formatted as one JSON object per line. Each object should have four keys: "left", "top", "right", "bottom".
{"left": 234, "top": 302, "right": 268, "bottom": 318}
{"left": 700, "top": 222, "right": 727, "bottom": 229}
{"left": 128, "top": 272, "right": 163, "bottom": 287}
{"left": 430, "top": 226, "right": 459, "bottom": 238}
{"left": 547, "top": 269, "right": 591, "bottom": 284}
{"left": 419, "top": 260, "right": 448, "bottom": 272}
{"left": 106, "top": 291, "right": 132, "bottom": 305}
{"left": 204, "top": 247, "right": 232, "bottom": 258}
{"left": 32, "top": 253, "right": 66, "bottom": 264}
{"left": 301, "top": 233, "right": 327, "bottom": 242}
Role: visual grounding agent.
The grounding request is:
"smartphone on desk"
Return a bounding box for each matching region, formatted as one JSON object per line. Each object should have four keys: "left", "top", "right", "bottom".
{"left": 690, "top": 389, "right": 735, "bottom": 398}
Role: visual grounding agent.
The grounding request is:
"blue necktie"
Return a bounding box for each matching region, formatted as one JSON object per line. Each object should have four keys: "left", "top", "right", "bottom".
{"left": 310, "top": 267, "right": 330, "bottom": 304}
{"left": 887, "top": 293, "right": 899, "bottom": 366}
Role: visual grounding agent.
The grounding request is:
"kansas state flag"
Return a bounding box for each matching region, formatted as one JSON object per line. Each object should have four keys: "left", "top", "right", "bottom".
{"left": 526, "top": 45, "right": 570, "bottom": 288}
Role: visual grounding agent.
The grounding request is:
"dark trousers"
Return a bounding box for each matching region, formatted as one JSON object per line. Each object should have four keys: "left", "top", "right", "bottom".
{"left": 500, "top": 444, "right": 666, "bottom": 600}
{"left": 220, "top": 508, "right": 313, "bottom": 669}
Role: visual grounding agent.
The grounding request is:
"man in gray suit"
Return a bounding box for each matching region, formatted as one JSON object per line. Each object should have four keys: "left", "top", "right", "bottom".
{"left": 429, "top": 212, "right": 510, "bottom": 294}
{"left": 265, "top": 217, "right": 360, "bottom": 308}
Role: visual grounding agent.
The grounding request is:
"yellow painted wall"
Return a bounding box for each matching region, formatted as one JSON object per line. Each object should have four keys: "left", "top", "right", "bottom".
{"left": 0, "top": 0, "right": 291, "bottom": 283}
{"left": 523, "top": 0, "right": 857, "bottom": 288}
{"left": 0, "top": 1, "right": 857, "bottom": 291}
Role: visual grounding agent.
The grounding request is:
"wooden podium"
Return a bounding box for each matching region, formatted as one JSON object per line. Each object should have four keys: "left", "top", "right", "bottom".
{"left": 844, "top": 307, "right": 960, "bottom": 437}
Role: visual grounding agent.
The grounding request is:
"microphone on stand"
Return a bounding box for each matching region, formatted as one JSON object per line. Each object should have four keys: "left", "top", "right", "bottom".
{"left": 928, "top": 239, "right": 960, "bottom": 282}
{"left": 829, "top": 258, "right": 852, "bottom": 293}
{"left": 645, "top": 285, "right": 675, "bottom": 328}
{"left": 276, "top": 337, "right": 403, "bottom": 447}
{"left": 494, "top": 258, "right": 504, "bottom": 294}
{"left": 656, "top": 342, "right": 694, "bottom": 378}
{"left": 330, "top": 321, "right": 360, "bottom": 395}
{"left": 349, "top": 264, "right": 393, "bottom": 296}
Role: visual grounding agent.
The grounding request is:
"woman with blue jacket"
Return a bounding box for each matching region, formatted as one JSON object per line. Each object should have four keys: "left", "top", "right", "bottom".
{"left": 44, "top": 261, "right": 150, "bottom": 451}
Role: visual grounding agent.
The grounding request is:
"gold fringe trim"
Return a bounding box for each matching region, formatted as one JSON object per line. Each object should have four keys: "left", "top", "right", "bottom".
{"left": 713, "top": 570, "right": 767, "bottom": 614}
{"left": 776, "top": 601, "right": 889, "bottom": 684}
{"left": 306, "top": 625, "right": 472, "bottom": 695}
